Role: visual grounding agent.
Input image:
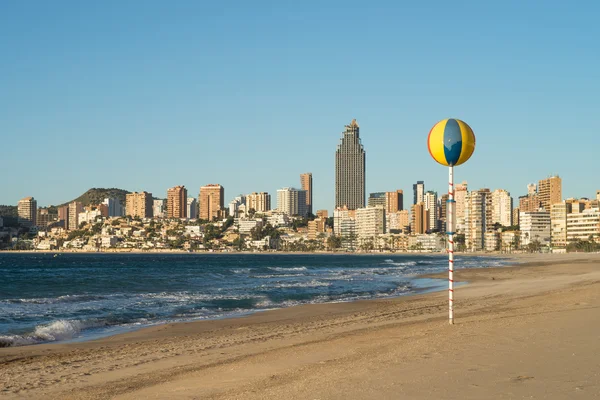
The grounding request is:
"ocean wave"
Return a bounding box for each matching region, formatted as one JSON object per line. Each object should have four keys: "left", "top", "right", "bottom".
{"left": 250, "top": 273, "right": 304, "bottom": 279}
{"left": 268, "top": 266, "right": 308, "bottom": 272}
{"left": 383, "top": 260, "right": 417, "bottom": 267}
{"left": 232, "top": 268, "right": 252, "bottom": 274}
{"left": 259, "top": 280, "right": 331, "bottom": 289}
{"left": 0, "top": 319, "right": 106, "bottom": 348}
{"left": 2, "top": 294, "right": 113, "bottom": 305}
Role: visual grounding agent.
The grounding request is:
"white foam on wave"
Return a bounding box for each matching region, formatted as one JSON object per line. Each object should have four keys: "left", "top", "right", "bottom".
{"left": 0, "top": 319, "right": 105, "bottom": 348}
{"left": 260, "top": 279, "right": 331, "bottom": 289}
{"left": 268, "top": 266, "right": 308, "bottom": 272}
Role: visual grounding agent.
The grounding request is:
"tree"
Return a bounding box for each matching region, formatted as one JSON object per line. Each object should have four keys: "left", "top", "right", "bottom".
{"left": 327, "top": 235, "right": 342, "bottom": 250}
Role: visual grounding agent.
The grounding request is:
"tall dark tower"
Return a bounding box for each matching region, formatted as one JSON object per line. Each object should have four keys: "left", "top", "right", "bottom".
{"left": 335, "top": 119, "right": 366, "bottom": 209}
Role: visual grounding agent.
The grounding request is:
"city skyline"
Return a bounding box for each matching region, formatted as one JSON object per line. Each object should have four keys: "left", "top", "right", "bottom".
{"left": 2, "top": 3, "right": 599, "bottom": 211}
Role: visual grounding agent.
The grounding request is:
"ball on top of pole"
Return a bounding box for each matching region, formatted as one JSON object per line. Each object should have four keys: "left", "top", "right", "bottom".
{"left": 427, "top": 118, "right": 475, "bottom": 324}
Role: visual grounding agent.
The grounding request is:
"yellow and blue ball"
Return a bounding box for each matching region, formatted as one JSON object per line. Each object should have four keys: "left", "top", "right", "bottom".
{"left": 427, "top": 118, "right": 476, "bottom": 167}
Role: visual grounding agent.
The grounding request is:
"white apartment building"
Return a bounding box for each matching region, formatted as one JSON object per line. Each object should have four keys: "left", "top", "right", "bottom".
{"left": 424, "top": 191, "right": 438, "bottom": 231}
{"left": 567, "top": 208, "right": 600, "bottom": 243}
{"left": 102, "top": 198, "right": 124, "bottom": 217}
{"left": 78, "top": 209, "right": 103, "bottom": 225}
{"left": 276, "top": 188, "right": 307, "bottom": 217}
{"left": 520, "top": 210, "right": 551, "bottom": 246}
{"left": 464, "top": 189, "right": 491, "bottom": 251}
{"left": 333, "top": 207, "right": 352, "bottom": 235}
{"left": 491, "top": 189, "right": 513, "bottom": 227}
{"left": 187, "top": 197, "right": 198, "bottom": 220}
{"left": 485, "top": 231, "right": 500, "bottom": 251}
{"left": 355, "top": 206, "right": 385, "bottom": 240}
{"left": 408, "top": 234, "right": 445, "bottom": 252}
{"left": 265, "top": 213, "right": 288, "bottom": 227}
{"left": 551, "top": 202, "right": 570, "bottom": 249}
{"left": 455, "top": 181, "right": 468, "bottom": 232}
{"left": 340, "top": 218, "right": 357, "bottom": 251}
{"left": 153, "top": 199, "right": 166, "bottom": 218}
{"left": 238, "top": 219, "right": 263, "bottom": 234}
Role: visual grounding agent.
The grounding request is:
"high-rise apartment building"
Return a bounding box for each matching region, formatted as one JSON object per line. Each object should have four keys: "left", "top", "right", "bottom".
{"left": 246, "top": 192, "right": 271, "bottom": 213}
{"left": 465, "top": 189, "right": 492, "bottom": 251}
{"left": 385, "top": 190, "right": 403, "bottom": 214}
{"left": 68, "top": 201, "right": 83, "bottom": 230}
{"left": 335, "top": 119, "right": 366, "bottom": 210}
{"left": 126, "top": 192, "right": 153, "bottom": 219}
{"left": 519, "top": 194, "right": 541, "bottom": 213}
{"left": 597, "top": 190, "right": 600, "bottom": 202}
{"left": 411, "top": 202, "right": 429, "bottom": 234}
{"left": 512, "top": 207, "right": 520, "bottom": 226}
{"left": 413, "top": 181, "right": 425, "bottom": 205}
{"left": 18, "top": 197, "right": 37, "bottom": 227}
{"left": 199, "top": 184, "right": 225, "bottom": 221}
{"left": 368, "top": 192, "right": 386, "bottom": 208}
{"left": 455, "top": 181, "right": 468, "bottom": 232}
{"left": 356, "top": 206, "right": 386, "bottom": 240}
{"left": 424, "top": 191, "right": 438, "bottom": 232}
{"left": 439, "top": 194, "right": 449, "bottom": 232}
{"left": 538, "top": 176, "right": 562, "bottom": 211}
{"left": 527, "top": 183, "right": 537, "bottom": 195}
{"left": 491, "top": 189, "right": 513, "bottom": 227}
{"left": 300, "top": 173, "right": 313, "bottom": 216}
{"left": 167, "top": 186, "right": 188, "bottom": 219}
{"left": 153, "top": 199, "right": 166, "bottom": 218}
{"left": 333, "top": 206, "right": 352, "bottom": 236}
{"left": 187, "top": 197, "right": 198, "bottom": 220}
{"left": 102, "top": 198, "right": 123, "bottom": 217}
{"left": 37, "top": 208, "right": 50, "bottom": 228}
{"left": 277, "top": 188, "right": 307, "bottom": 217}
{"left": 551, "top": 202, "right": 571, "bottom": 249}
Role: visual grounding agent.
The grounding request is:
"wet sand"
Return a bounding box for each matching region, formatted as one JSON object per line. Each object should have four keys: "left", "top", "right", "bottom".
{"left": 1, "top": 253, "right": 599, "bottom": 399}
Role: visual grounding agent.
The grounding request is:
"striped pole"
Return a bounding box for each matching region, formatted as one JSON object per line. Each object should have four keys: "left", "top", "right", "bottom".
{"left": 448, "top": 165, "right": 455, "bottom": 324}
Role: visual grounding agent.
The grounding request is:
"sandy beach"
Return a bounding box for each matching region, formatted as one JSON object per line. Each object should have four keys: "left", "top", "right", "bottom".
{"left": 1, "top": 253, "right": 599, "bottom": 399}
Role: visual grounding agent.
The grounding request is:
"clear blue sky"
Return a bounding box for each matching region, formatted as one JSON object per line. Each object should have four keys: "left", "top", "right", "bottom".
{"left": 1, "top": 1, "right": 599, "bottom": 212}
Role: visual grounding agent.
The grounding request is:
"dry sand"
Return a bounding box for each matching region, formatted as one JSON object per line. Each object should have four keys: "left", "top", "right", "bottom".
{"left": 1, "top": 253, "right": 600, "bottom": 399}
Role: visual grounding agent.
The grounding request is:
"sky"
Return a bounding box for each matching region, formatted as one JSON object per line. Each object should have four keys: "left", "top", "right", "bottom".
{"left": 1, "top": 1, "right": 599, "bottom": 212}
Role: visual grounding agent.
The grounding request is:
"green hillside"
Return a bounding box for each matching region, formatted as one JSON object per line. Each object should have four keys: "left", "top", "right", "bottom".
{"left": 57, "top": 188, "right": 131, "bottom": 208}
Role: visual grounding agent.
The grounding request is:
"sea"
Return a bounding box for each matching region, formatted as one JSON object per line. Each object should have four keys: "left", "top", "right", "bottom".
{"left": 0, "top": 253, "right": 509, "bottom": 347}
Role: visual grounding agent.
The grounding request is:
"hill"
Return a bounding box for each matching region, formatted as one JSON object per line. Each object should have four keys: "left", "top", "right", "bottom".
{"left": 57, "top": 188, "right": 131, "bottom": 208}
{"left": 0, "top": 205, "right": 17, "bottom": 218}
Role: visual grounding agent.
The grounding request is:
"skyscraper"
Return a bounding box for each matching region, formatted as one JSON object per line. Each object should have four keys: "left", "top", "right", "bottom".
{"left": 300, "top": 173, "right": 313, "bottom": 216}
{"left": 199, "top": 184, "right": 225, "bottom": 221}
{"left": 335, "top": 119, "right": 366, "bottom": 210}
{"left": 413, "top": 181, "right": 425, "bottom": 205}
{"left": 167, "top": 186, "right": 188, "bottom": 219}
{"left": 17, "top": 197, "right": 37, "bottom": 227}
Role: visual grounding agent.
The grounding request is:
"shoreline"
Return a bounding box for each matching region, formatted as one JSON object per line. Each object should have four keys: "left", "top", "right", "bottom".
{"left": 1, "top": 253, "right": 599, "bottom": 399}
{"left": 0, "top": 253, "right": 512, "bottom": 348}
